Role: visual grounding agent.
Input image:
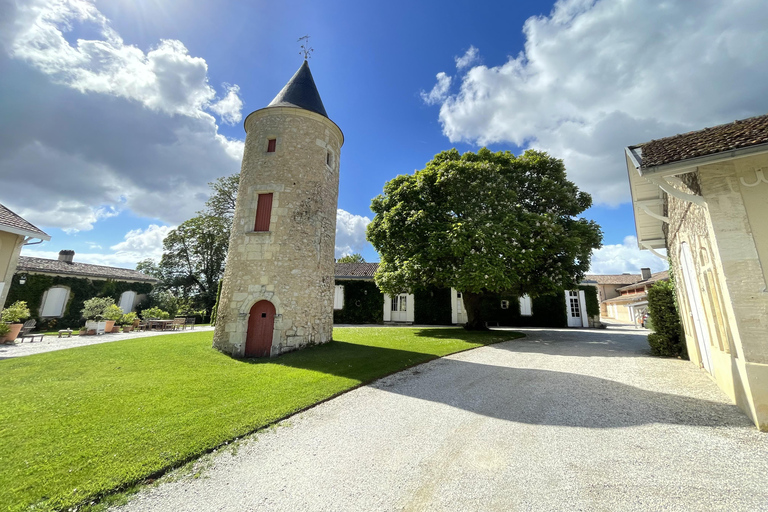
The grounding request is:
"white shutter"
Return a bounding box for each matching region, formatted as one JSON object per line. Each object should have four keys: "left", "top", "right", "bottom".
{"left": 333, "top": 285, "right": 344, "bottom": 310}
{"left": 41, "top": 287, "right": 69, "bottom": 317}
{"left": 519, "top": 294, "right": 532, "bottom": 316}
{"left": 119, "top": 291, "right": 137, "bottom": 313}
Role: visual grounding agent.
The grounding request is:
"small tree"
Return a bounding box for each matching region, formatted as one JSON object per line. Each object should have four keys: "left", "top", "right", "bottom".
{"left": 1, "top": 301, "right": 31, "bottom": 323}
{"left": 81, "top": 297, "right": 116, "bottom": 320}
{"left": 647, "top": 280, "right": 687, "bottom": 358}
{"left": 337, "top": 253, "right": 365, "bottom": 264}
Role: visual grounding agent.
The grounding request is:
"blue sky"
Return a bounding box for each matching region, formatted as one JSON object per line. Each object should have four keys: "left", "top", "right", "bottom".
{"left": 2, "top": 0, "right": 767, "bottom": 274}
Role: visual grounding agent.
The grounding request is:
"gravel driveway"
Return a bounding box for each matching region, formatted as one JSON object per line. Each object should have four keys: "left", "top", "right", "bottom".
{"left": 115, "top": 327, "right": 768, "bottom": 511}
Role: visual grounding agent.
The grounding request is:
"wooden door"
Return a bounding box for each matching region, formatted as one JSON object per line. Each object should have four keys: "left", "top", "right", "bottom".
{"left": 245, "top": 300, "right": 275, "bottom": 357}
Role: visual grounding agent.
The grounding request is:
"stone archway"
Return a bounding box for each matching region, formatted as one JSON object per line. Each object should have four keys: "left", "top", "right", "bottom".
{"left": 245, "top": 300, "right": 276, "bottom": 357}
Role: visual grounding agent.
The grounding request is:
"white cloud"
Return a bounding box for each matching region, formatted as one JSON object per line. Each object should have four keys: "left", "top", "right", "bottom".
{"left": 455, "top": 46, "right": 479, "bottom": 70}
{"left": 210, "top": 84, "right": 244, "bottom": 125}
{"left": 589, "top": 236, "right": 668, "bottom": 274}
{"left": 0, "top": 0, "right": 244, "bottom": 230}
{"left": 335, "top": 209, "right": 371, "bottom": 258}
{"left": 420, "top": 72, "right": 452, "bottom": 106}
{"left": 21, "top": 223, "right": 174, "bottom": 268}
{"left": 424, "top": 0, "right": 768, "bottom": 205}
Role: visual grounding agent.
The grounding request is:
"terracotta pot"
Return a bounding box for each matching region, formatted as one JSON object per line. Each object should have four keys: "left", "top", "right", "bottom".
{"left": 3, "top": 323, "right": 23, "bottom": 342}
{"left": 104, "top": 320, "right": 116, "bottom": 332}
{"left": 79, "top": 329, "right": 88, "bottom": 336}
{"left": 123, "top": 326, "right": 134, "bottom": 333}
{"left": 111, "top": 325, "right": 121, "bottom": 333}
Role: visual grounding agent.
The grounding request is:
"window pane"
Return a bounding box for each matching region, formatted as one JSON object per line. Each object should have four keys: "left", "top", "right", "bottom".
{"left": 41, "top": 287, "right": 68, "bottom": 317}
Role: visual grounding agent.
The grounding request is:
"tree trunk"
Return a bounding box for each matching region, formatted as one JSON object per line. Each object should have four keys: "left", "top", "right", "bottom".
{"left": 462, "top": 291, "right": 489, "bottom": 331}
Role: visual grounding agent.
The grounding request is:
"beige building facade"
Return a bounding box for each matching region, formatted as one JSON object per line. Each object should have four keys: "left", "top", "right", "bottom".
{"left": 0, "top": 204, "right": 49, "bottom": 310}
{"left": 214, "top": 61, "right": 343, "bottom": 358}
{"left": 626, "top": 114, "right": 768, "bottom": 430}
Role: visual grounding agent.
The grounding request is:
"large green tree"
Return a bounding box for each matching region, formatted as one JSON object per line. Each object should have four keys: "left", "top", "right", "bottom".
{"left": 337, "top": 253, "right": 365, "bottom": 263}
{"left": 367, "top": 148, "right": 602, "bottom": 330}
{"left": 157, "top": 214, "right": 230, "bottom": 312}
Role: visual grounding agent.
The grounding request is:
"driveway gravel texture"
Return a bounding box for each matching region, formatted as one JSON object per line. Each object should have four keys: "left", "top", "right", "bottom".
{"left": 115, "top": 327, "right": 768, "bottom": 512}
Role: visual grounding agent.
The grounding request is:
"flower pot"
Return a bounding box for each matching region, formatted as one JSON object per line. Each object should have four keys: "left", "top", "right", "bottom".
{"left": 111, "top": 325, "right": 121, "bottom": 333}
{"left": 104, "top": 320, "right": 116, "bottom": 332}
{"left": 79, "top": 329, "right": 88, "bottom": 336}
{"left": 123, "top": 325, "right": 134, "bottom": 333}
{"left": 3, "top": 323, "right": 23, "bottom": 342}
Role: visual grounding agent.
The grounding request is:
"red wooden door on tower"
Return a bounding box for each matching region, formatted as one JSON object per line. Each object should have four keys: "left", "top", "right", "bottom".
{"left": 245, "top": 300, "right": 275, "bottom": 357}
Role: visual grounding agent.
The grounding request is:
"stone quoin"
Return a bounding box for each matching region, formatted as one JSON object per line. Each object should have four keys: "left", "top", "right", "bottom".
{"left": 213, "top": 60, "right": 343, "bottom": 357}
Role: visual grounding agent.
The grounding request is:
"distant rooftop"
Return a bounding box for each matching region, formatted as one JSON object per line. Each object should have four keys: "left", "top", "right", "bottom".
{"left": 616, "top": 271, "right": 669, "bottom": 292}
{"left": 18, "top": 255, "right": 158, "bottom": 283}
{"left": 632, "top": 113, "right": 768, "bottom": 169}
{"left": 583, "top": 274, "right": 642, "bottom": 286}
{"left": 335, "top": 262, "right": 378, "bottom": 278}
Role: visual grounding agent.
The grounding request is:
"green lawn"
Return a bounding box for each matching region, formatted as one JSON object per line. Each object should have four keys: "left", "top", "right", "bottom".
{"left": 0, "top": 327, "right": 522, "bottom": 511}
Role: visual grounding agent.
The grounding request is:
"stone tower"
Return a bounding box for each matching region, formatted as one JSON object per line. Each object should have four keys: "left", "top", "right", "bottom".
{"left": 213, "top": 60, "right": 343, "bottom": 357}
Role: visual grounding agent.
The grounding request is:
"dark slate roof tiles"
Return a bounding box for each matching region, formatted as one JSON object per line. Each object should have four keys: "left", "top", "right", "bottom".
{"left": 583, "top": 274, "right": 642, "bottom": 285}
{"left": 335, "top": 262, "right": 379, "bottom": 278}
{"left": 267, "top": 60, "right": 329, "bottom": 118}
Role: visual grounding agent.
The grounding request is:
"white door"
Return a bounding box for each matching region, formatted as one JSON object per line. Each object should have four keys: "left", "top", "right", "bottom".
{"left": 391, "top": 293, "right": 409, "bottom": 322}
{"left": 680, "top": 242, "right": 713, "bottom": 374}
{"left": 456, "top": 292, "right": 468, "bottom": 324}
{"left": 566, "top": 290, "right": 582, "bottom": 327}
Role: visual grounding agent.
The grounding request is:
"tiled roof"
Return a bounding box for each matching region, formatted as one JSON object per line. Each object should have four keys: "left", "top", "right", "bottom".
{"left": 335, "top": 262, "right": 379, "bottom": 278}
{"left": 616, "top": 270, "right": 669, "bottom": 292}
{"left": 602, "top": 293, "right": 648, "bottom": 305}
{"left": 583, "top": 274, "right": 642, "bottom": 286}
{"left": 636, "top": 113, "right": 768, "bottom": 168}
{"left": 17, "top": 256, "right": 159, "bottom": 283}
{"left": 0, "top": 204, "right": 49, "bottom": 239}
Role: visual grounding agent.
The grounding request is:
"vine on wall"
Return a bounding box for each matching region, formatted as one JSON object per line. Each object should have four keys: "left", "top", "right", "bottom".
{"left": 333, "top": 280, "right": 383, "bottom": 324}
{"left": 3, "top": 274, "right": 153, "bottom": 330}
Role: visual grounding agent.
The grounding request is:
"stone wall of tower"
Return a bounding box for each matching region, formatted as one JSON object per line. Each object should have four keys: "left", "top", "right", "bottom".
{"left": 213, "top": 106, "right": 343, "bottom": 357}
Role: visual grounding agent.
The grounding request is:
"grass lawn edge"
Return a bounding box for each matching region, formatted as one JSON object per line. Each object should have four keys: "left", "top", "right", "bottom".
{"left": 80, "top": 329, "right": 526, "bottom": 511}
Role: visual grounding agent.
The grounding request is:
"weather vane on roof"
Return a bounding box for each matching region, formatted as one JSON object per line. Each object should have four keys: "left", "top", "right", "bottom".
{"left": 298, "top": 35, "right": 313, "bottom": 60}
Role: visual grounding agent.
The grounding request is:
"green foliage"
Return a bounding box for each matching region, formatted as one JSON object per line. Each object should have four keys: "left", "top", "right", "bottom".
{"left": 158, "top": 214, "right": 229, "bottom": 312}
{"left": 414, "top": 286, "right": 452, "bottom": 325}
{"left": 0, "top": 327, "right": 522, "bottom": 511}
{"left": 0, "top": 322, "right": 11, "bottom": 336}
{"left": 478, "top": 292, "right": 568, "bottom": 327}
{"left": 81, "top": 297, "right": 116, "bottom": 320}
{"left": 211, "top": 279, "right": 223, "bottom": 326}
{"left": 647, "top": 280, "right": 687, "bottom": 358}
{"left": 120, "top": 312, "right": 138, "bottom": 326}
{"left": 204, "top": 173, "right": 239, "bottom": 219}
{"left": 333, "top": 280, "right": 383, "bottom": 324}
{"left": 140, "top": 306, "right": 169, "bottom": 320}
{"left": 1, "top": 301, "right": 30, "bottom": 323}
{"left": 102, "top": 304, "right": 124, "bottom": 322}
{"left": 337, "top": 253, "right": 365, "bottom": 263}
{"left": 367, "top": 147, "right": 602, "bottom": 329}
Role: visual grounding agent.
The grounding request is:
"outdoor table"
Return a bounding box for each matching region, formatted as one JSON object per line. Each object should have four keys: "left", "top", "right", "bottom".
{"left": 148, "top": 319, "right": 174, "bottom": 331}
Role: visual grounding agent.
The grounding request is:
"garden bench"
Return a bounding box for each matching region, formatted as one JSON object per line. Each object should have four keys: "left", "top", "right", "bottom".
{"left": 58, "top": 329, "right": 73, "bottom": 338}
{"left": 19, "top": 320, "right": 44, "bottom": 342}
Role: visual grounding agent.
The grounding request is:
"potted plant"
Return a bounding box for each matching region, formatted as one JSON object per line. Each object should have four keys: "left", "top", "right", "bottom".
{"left": 82, "top": 297, "right": 115, "bottom": 334}
{"left": 103, "top": 304, "right": 124, "bottom": 333}
{"left": 1, "top": 300, "right": 31, "bottom": 342}
{"left": 121, "top": 312, "right": 138, "bottom": 332}
{"left": 78, "top": 326, "right": 88, "bottom": 336}
{"left": 0, "top": 322, "right": 12, "bottom": 344}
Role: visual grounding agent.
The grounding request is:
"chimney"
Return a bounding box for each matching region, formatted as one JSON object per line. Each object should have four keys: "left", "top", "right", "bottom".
{"left": 58, "top": 250, "right": 75, "bottom": 264}
{"left": 641, "top": 267, "right": 651, "bottom": 280}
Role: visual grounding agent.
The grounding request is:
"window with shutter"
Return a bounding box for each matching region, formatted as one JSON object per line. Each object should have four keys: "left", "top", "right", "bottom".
{"left": 254, "top": 193, "right": 273, "bottom": 231}
{"left": 267, "top": 138, "right": 276, "bottom": 152}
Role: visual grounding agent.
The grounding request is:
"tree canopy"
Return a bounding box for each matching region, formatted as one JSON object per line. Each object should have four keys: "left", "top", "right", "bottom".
{"left": 337, "top": 253, "right": 365, "bottom": 263}
{"left": 367, "top": 148, "right": 602, "bottom": 329}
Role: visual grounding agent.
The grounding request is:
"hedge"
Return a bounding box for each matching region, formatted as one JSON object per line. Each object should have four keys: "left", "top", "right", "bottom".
{"left": 333, "top": 280, "right": 384, "bottom": 324}
{"left": 647, "top": 280, "right": 688, "bottom": 358}
{"left": 414, "top": 286, "right": 452, "bottom": 325}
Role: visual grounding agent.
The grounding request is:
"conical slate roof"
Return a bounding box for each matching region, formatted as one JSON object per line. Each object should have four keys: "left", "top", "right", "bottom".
{"left": 267, "top": 60, "right": 328, "bottom": 118}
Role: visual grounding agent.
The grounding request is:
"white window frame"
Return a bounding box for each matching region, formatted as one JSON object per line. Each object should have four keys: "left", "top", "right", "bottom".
{"left": 519, "top": 294, "right": 533, "bottom": 316}
{"left": 333, "top": 285, "right": 344, "bottom": 310}
{"left": 119, "top": 290, "right": 137, "bottom": 314}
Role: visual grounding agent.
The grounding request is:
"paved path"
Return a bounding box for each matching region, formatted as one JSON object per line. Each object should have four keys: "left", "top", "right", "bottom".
{"left": 0, "top": 326, "right": 214, "bottom": 359}
{"left": 116, "top": 327, "right": 768, "bottom": 511}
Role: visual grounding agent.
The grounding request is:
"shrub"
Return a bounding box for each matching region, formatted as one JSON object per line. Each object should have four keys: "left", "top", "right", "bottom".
{"left": 141, "top": 307, "right": 169, "bottom": 320}
{"left": 0, "top": 322, "right": 11, "bottom": 337}
{"left": 2, "top": 301, "right": 31, "bottom": 323}
{"left": 647, "top": 280, "right": 687, "bottom": 358}
{"left": 102, "top": 304, "right": 124, "bottom": 322}
{"left": 120, "top": 312, "right": 138, "bottom": 326}
{"left": 81, "top": 297, "right": 116, "bottom": 320}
